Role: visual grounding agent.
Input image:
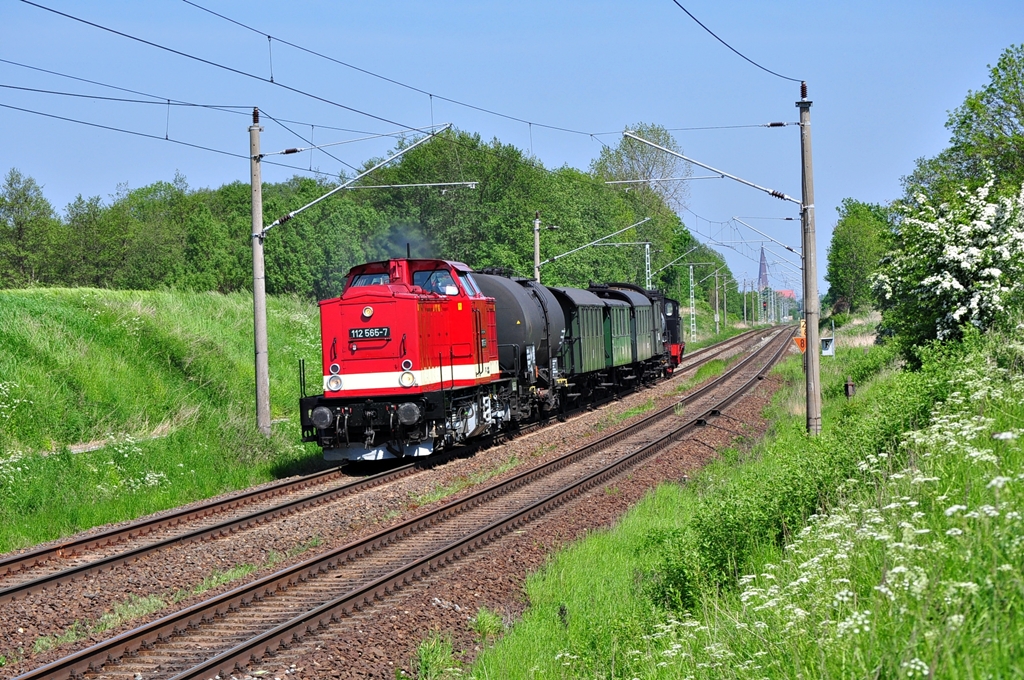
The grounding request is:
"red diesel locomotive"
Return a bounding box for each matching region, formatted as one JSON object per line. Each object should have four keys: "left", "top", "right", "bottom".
{"left": 299, "top": 257, "right": 683, "bottom": 461}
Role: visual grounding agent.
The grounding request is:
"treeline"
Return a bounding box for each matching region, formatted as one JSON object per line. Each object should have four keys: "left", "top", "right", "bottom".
{"left": 0, "top": 128, "right": 736, "bottom": 303}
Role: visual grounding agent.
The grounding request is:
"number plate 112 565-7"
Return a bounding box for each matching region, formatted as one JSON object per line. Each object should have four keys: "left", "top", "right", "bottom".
{"left": 350, "top": 326, "right": 390, "bottom": 339}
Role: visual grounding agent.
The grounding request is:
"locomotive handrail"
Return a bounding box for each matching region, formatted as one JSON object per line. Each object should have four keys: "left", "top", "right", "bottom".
{"left": 496, "top": 342, "right": 521, "bottom": 380}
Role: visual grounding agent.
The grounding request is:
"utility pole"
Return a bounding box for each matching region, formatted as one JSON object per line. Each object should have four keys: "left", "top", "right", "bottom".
{"left": 743, "top": 278, "right": 747, "bottom": 326}
{"left": 689, "top": 265, "right": 696, "bottom": 342}
{"left": 645, "top": 243, "right": 651, "bottom": 290}
{"left": 798, "top": 82, "right": 822, "bottom": 435}
{"left": 723, "top": 276, "right": 728, "bottom": 329}
{"left": 250, "top": 108, "right": 271, "bottom": 437}
{"left": 714, "top": 270, "right": 720, "bottom": 335}
{"left": 533, "top": 211, "right": 541, "bottom": 282}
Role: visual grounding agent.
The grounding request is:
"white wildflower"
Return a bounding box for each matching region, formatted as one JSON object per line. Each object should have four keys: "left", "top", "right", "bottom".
{"left": 902, "top": 657, "right": 929, "bottom": 677}
{"left": 833, "top": 590, "right": 855, "bottom": 604}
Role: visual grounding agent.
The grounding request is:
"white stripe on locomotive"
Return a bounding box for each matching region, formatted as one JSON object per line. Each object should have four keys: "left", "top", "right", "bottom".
{"left": 322, "top": 360, "right": 501, "bottom": 393}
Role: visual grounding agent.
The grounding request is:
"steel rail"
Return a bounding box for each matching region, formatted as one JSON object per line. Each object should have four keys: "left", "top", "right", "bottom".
{"left": 0, "top": 464, "right": 419, "bottom": 604}
{"left": 0, "top": 329, "right": 760, "bottom": 598}
{"left": 174, "top": 328, "right": 796, "bottom": 680}
{"left": 15, "top": 328, "right": 791, "bottom": 680}
{"left": 0, "top": 467, "right": 347, "bottom": 579}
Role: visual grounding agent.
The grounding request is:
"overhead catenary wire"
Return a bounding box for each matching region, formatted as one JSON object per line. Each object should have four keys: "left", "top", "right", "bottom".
{"left": 0, "top": 55, "right": 578, "bottom": 186}
{"left": 624, "top": 130, "right": 801, "bottom": 205}
{"left": 260, "top": 123, "right": 453, "bottom": 237}
{"left": 177, "top": 0, "right": 797, "bottom": 143}
{"left": 259, "top": 109, "right": 359, "bottom": 172}
{"left": 0, "top": 57, "right": 419, "bottom": 139}
{"left": 0, "top": 101, "right": 343, "bottom": 178}
{"left": 180, "top": 0, "right": 598, "bottom": 139}
{"left": 0, "top": 82, "right": 249, "bottom": 108}
{"left": 261, "top": 124, "right": 450, "bottom": 157}
{"left": 668, "top": 0, "right": 802, "bottom": 83}
{"left": 19, "top": 0, "right": 419, "bottom": 132}
{"left": 0, "top": 73, "right": 452, "bottom": 176}
{"left": 9, "top": 3, "right": 788, "bottom": 284}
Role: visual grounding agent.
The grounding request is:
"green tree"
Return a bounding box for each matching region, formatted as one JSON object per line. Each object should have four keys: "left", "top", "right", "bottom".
{"left": 903, "top": 44, "right": 1024, "bottom": 202}
{"left": 0, "top": 169, "right": 60, "bottom": 287}
{"left": 62, "top": 194, "right": 114, "bottom": 286}
{"left": 824, "top": 199, "right": 888, "bottom": 314}
{"left": 591, "top": 122, "right": 692, "bottom": 215}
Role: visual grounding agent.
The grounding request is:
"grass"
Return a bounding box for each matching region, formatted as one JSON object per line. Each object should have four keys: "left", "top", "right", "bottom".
{"left": 673, "top": 358, "right": 728, "bottom": 395}
{"left": 0, "top": 288, "right": 326, "bottom": 553}
{"left": 413, "top": 632, "right": 461, "bottom": 680}
{"left": 413, "top": 456, "right": 521, "bottom": 506}
{"left": 612, "top": 397, "right": 656, "bottom": 423}
{"left": 470, "top": 316, "right": 1006, "bottom": 677}
{"left": 471, "top": 607, "right": 506, "bottom": 644}
{"left": 24, "top": 535, "right": 323, "bottom": 659}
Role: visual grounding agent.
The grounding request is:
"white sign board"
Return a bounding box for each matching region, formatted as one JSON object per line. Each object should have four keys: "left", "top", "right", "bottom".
{"left": 821, "top": 337, "right": 836, "bottom": 356}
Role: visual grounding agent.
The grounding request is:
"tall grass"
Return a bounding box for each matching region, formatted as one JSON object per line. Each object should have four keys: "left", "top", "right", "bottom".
{"left": 469, "top": 324, "right": 1023, "bottom": 677}
{"left": 0, "top": 288, "right": 323, "bottom": 552}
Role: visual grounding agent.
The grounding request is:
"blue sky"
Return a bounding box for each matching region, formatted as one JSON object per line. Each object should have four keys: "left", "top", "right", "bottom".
{"left": 2, "top": 0, "right": 1021, "bottom": 296}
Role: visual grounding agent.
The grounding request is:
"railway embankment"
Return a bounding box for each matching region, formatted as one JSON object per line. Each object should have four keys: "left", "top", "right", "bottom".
{"left": 0, "top": 288, "right": 323, "bottom": 553}
{"left": 459, "top": 325, "right": 1023, "bottom": 678}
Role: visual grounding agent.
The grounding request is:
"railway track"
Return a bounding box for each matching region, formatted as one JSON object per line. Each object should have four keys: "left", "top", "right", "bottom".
{"left": 0, "top": 328, "right": 761, "bottom": 605}
{"left": 14, "top": 327, "right": 792, "bottom": 680}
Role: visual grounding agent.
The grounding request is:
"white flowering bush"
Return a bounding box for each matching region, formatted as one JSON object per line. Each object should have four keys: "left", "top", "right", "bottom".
{"left": 873, "top": 180, "right": 1024, "bottom": 347}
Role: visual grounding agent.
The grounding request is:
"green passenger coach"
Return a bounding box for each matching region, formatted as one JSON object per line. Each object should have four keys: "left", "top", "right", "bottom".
{"left": 590, "top": 286, "right": 654, "bottom": 363}
{"left": 551, "top": 287, "right": 607, "bottom": 375}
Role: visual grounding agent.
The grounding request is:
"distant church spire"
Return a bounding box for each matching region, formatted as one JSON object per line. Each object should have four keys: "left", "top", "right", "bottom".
{"left": 758, "top": 247, "right": 770, "bottom": 290}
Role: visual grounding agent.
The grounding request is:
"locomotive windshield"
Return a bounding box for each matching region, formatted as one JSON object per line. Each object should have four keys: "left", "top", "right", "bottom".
{"left": 413, "top": 269, "right": 457, "bottom": 294}
{"left": 350, "top": 273, "right": 390, "bottom": 287}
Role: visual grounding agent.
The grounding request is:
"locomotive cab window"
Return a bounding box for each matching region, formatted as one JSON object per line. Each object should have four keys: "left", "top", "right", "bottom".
{"left": 457, "top": 272, "right": 479, "bottom": 297}
{"left": 413, "top": 269, "right": 458, "bottom": 295}
{"left": 349, "top": 273, "right": 390, "bottom": 287}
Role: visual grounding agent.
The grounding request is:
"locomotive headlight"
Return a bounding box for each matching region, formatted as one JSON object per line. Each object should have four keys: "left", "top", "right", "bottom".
{"left": 362, "top": 305, "right": 374, "bottom": 318}
{"left": 399, "top": 371, "right": 415, "bottom": 388}
{"left": 327, "top": 374, "right": 343, "bottom": 392}
{"left": 311, "top": 406, "right": 334, "bottom": 429}
{"left": 401, "top": 359, "right": 413, "bottom": 371}
{"left": 329, "top": 363, "right": 340, "bottom": 375}
{"left": 397, "top": 402, "right": 421, "bottom": 425}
